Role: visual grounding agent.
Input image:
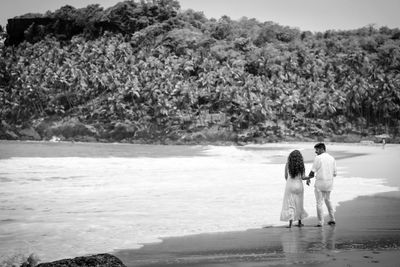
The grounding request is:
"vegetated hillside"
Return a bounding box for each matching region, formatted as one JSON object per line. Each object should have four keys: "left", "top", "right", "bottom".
{"left": 0, "top": 0, "right": 399, "bottom": 144}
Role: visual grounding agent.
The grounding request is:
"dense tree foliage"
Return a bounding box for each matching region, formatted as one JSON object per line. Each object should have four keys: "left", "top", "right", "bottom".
{"left": 1, "top": 0, "right": 399, "bottom": 142}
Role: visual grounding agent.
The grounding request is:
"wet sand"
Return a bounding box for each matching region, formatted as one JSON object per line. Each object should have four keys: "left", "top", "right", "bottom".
{"left": 114, "top": 143, "right": 400, "bottom": 267}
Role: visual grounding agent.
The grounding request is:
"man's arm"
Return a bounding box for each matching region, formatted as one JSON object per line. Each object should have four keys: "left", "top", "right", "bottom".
{"left": 303, "top": 171, "right": 314, "bottom": 186}
{"left": 303, "top": 156, "right": 319, "bottom": 186}
{"left": 302, "top": 171, "right": 315, "bottom": 180}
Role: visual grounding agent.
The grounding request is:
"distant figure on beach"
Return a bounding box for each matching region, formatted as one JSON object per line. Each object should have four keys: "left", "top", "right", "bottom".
{"left": 304, "top": 143, "right": 337, "bottom": 227}
{"left": 382, "top": 138, "right": 386, "bottom": 149}
{"left": 280, "top": 150, "right": 308, "bottom": 228}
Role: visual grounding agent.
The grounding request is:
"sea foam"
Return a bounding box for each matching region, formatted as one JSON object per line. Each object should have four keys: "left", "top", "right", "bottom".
{"left": 0, "top": 144, "right": 396, "bottom": 262}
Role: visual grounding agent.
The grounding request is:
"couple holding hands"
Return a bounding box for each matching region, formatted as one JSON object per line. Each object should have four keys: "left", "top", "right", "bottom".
{"left": 280, "top": 143, "right": 337, "bottom": 228}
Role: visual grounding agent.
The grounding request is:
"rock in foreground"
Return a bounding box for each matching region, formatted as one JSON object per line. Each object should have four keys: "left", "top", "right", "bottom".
{"left": 36, "top": 253, "right": 126, "bottom": 267}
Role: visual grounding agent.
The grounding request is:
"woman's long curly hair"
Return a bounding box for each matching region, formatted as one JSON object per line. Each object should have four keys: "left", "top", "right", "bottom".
{"left": 287, "top": 150, "right": 305, "bottom": 178}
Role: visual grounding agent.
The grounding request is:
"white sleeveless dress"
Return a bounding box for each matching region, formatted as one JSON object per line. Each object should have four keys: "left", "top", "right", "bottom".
{"left": 280, "top": 174, "right": 308, "bottom": 221}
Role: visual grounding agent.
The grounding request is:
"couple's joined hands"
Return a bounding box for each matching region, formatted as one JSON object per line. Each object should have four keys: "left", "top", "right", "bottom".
{"left": 303, "top": 176, "right": 311, "bottom": 186}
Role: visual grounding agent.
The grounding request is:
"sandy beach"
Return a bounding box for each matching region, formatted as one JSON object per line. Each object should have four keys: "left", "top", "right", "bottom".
{"left": 114, "top": 143, "right": 400, "bottom": 267}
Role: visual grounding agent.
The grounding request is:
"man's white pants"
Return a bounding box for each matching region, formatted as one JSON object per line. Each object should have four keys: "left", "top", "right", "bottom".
{"left": 314, "top": 188, "right": 335, "bottom": 225}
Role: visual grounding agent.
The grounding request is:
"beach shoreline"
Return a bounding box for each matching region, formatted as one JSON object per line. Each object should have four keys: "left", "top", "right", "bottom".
{"left": 113, "top": 191, "right": 400, "bottom": 267}
{"left": 1, "top": 142, "right": 399, "bottom": 266}
{"left": 113, "top": 143, "right": 400, "bottom": 267}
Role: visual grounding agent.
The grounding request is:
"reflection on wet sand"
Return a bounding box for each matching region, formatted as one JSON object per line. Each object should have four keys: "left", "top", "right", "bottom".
{"left": 280, "top": 226, "right": 336, "bottom": 264}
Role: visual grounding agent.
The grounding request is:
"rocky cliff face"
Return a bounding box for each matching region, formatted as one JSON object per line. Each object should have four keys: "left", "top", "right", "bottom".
{"left": 6, "top": 18, "right": 54, "bottom": 45}
{"left": 5, "top": 17, "right": 83, "bottom": 45}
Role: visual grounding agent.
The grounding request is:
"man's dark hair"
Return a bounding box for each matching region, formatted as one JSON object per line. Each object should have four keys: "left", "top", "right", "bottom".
{"left": 314, "top": 143, "right": 326, "bottom": 151}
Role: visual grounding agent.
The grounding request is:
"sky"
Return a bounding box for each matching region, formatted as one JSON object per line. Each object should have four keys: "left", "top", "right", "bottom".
{"left": 1, "top": 0, "right": 400, "bottom": 32}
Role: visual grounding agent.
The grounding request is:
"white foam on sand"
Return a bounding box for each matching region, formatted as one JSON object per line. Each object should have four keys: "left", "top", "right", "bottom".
{"left": 0, "top": 145, "right": 397, "bottom": 262}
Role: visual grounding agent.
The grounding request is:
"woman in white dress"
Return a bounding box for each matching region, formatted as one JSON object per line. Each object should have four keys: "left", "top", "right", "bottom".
{"left": 280, "top": 150, "right": 308, "bottom": 228}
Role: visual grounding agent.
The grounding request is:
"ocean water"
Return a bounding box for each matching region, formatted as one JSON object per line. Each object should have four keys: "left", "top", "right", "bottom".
{"left": 0, "top": 141, "right": 396, "bottom": 262}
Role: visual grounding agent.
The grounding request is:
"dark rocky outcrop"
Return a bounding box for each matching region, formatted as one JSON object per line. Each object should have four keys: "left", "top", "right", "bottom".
{"left": 36, "top": 253, "right": 126, "bottom": 267}
{"left": 5, "top": 17, "right": 83, "bottom": 45}
{"left": 5, "top": 18, "right": 54, "bottom": 45}
{"left": 107, "top": 122, "right": 137, "bottom": 141}
{"left": 0, "top": 120, "right": 19, "bottom": 140}
{"left": 18, "top": 127, "right": 41, "bottom": 140}
{"left": 41, "top": 118, "right": 97, "bottom": 140}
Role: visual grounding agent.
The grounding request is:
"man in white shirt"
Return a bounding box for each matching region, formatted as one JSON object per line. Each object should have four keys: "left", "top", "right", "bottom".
{"left": 304, "top": 143, "right": 337, "bottom": 227}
